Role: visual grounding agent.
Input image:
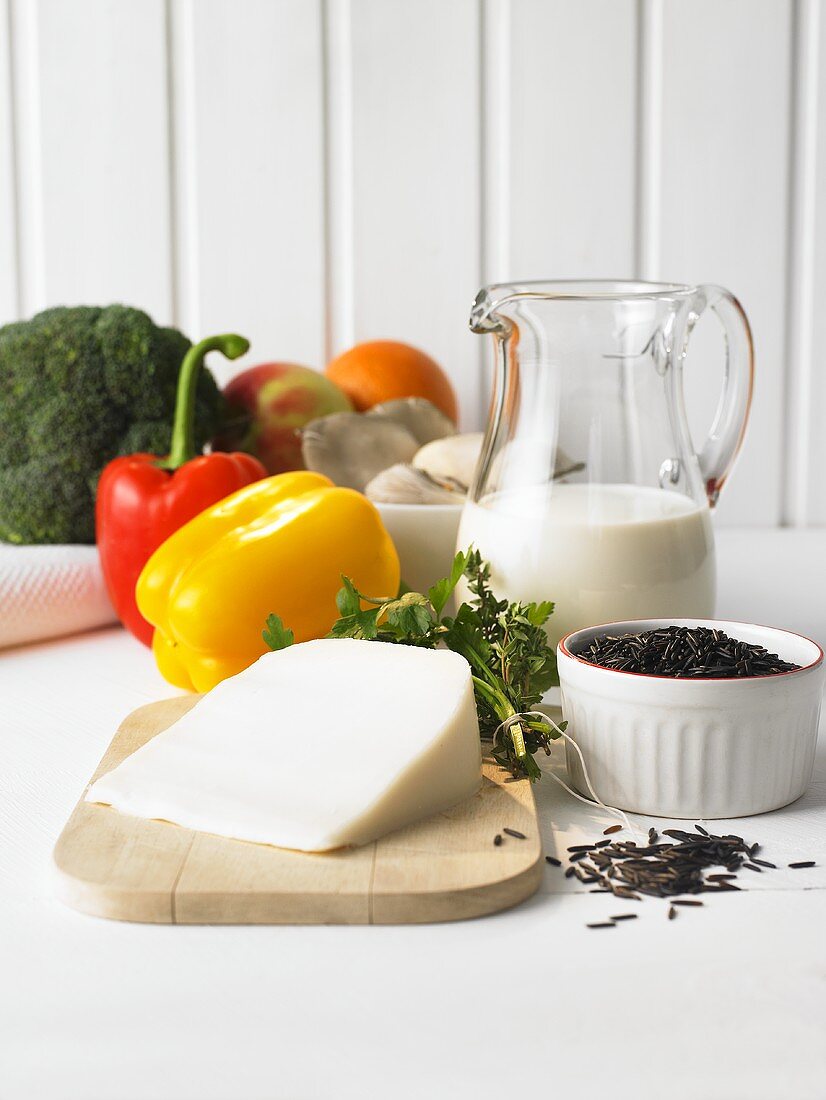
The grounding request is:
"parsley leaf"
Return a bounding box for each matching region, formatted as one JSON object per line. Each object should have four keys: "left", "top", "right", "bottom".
{"left": 262, "top": 613, "right": 294, "bottom": 652}
{"left": 427, "top": 549, "right": 469, "bottom": 616}
{"left": 336, "top": 575, "right": 362, "bottom": 617}
{"left": 384, "top": 593, "right": 434, "bottom": 637}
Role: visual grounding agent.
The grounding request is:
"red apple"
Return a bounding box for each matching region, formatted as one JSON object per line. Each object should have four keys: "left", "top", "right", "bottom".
{"left": 216, "top": 363, "right": 353, "bottom": 474}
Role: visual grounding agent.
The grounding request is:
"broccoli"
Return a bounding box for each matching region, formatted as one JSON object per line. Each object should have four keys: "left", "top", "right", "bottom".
{"left": 0, "top": 304, "right": 224, "bottom": 544}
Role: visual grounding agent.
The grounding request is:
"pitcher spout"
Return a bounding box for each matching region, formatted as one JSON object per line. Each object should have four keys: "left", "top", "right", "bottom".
{"left": 469, "top": 285, "right": 507, "bottom": 334}
{"left": 469, "top": 282, "right": 535, "bottom": 334}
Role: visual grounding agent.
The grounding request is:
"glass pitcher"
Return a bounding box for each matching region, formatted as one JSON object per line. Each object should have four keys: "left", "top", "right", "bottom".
{"left": 457, "top": 280, "right": 754, "bottom": 649}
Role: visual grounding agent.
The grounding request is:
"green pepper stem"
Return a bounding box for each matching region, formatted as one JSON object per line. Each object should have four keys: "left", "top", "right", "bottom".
{"left": 161, "top": 333, "right": 250, "bottom": 470}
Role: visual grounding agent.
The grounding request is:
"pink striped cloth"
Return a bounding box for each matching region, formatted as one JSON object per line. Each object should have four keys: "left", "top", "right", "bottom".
{"left": 0, "top": 544, "right": 117, "bottom": 648}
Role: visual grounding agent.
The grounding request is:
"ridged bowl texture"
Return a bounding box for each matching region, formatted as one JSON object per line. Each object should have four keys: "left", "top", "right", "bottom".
{"left": 557, "top": 619, "right": 824, "bottom": 819}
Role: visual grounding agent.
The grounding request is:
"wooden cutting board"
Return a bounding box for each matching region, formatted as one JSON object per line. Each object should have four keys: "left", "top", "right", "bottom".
{"left": 53, "top": 697, "right": 543, "bottom": 924}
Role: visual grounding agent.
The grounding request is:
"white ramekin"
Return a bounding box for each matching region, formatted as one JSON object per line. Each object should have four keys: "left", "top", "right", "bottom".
{"left": 374, "top": 502, "right": 463, "bottom": 594}
{"left": 557, "top": 619, "right": 824, "bottom": 819}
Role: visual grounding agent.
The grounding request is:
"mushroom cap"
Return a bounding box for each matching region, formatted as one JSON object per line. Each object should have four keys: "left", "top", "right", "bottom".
{"left": 365, "top": 463, "right": 465, "bottom": 504}
{"left": 365, "top": 397, "right": 456, "bottom": 446}
{"left": 301, "top": 412, "right": 420, "bottom": 491}
{"left": 413, "top": 433, "right": 484, "bottom": 489}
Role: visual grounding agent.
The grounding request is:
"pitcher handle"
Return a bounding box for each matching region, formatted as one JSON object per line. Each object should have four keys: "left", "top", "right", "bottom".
{"left": 690, "top": 285, "right": 754, "bottom": 507}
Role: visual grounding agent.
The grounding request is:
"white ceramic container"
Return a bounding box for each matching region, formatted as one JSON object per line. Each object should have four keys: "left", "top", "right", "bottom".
{"left": 374, "top": 502, "right": 463, "bottom": 594}
{"left": 557, "top": 619, "right": 824, "bottom": 819}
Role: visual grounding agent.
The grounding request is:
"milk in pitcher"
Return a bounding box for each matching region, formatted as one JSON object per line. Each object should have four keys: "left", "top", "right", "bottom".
{"left": 456, "top": 483, "right": 715, "bottom": 650}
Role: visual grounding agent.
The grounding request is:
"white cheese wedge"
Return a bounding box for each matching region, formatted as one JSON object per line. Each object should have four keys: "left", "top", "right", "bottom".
{"left": 87, "top": 639, "right": 481, "bottom": 851}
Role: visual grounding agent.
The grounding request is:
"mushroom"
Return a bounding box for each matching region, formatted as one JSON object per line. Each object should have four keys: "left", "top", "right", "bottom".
{"left": 413, "top": 433, "right": 484, "bottom": 490}
{"left": 413, "top": 433, "right": 585, "bottom": 499}
{"left": 301, "top": 413, "right": 420, "bottom": 491}
{"left": 365, "top": 464, "right": 466, "bottom": 505}
{"left": 365, "top": 398, "right": 456, "bottom": 446}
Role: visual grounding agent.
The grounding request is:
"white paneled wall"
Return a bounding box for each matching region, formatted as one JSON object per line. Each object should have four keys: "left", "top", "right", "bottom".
{"left": 658, "top": 0, "right": 792, "bottom": 525}
{"left": 171, "top": 0, "right": 326, "bottom": 367}
{"left": 508, "top": 0, "right": 638, "bottom": 278}
{"left": 11, "top": 0, "right": 174, "bottom": 317}
{"left": 797, "top": 0, "right": 826, "bottom": 524}
{"left": 350, "top": 0, "right": 483, "bottom": 425}
{"left": 0, "top": 0, "right": 16, "bottom": 321}
{"left": 0, "top": 0, "right": 823, "bottom": 525}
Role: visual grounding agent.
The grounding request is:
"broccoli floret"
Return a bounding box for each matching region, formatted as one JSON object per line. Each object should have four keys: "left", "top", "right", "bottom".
{"left": 0, "top": 305, "right": 224, "bottom": 544}
{"left": 0, "top": 460, "right": 97, "bottom": 545}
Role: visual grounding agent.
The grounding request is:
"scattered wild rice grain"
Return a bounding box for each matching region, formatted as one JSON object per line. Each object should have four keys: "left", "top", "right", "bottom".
{"left": 503, "top": 828, "right": 526, "bottom": 839}
{"left": 613, "top": 887, "right": 642, "bottom": 900}
{"left": 545, "top": 855, "right": 561, "bottom": 867}
{"left": 573, "top": 823, "right": 780, "bottom": 916}
{"left": 789, "top": 861, "right": 816, "bottom": 869}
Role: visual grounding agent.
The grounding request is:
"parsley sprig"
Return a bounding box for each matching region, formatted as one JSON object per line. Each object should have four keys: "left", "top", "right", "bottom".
{"left": 263, "top": 549, "right": 565, "bottom": 781}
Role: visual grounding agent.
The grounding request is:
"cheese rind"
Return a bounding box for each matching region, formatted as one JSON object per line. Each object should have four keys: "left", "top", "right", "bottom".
{"left": 86, "top": 639, "right": 481, "bottom": 851}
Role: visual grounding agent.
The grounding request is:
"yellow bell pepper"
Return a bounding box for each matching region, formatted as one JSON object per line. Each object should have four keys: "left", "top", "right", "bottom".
{"left": 136, "top": 471, "right": 400, "bottom": 693}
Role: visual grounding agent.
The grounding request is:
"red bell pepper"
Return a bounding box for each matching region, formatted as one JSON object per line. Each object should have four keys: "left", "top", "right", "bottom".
{"left": 96, "top": 333, "right": 267, "bottom": 646}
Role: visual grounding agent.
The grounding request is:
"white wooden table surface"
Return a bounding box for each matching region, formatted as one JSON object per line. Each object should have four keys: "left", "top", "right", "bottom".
{"left": 2, "top": 529, "right": 825, "bottom": 1100}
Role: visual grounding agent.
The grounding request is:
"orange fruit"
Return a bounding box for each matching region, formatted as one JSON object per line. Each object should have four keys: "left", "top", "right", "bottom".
{"left": 325, "top": 340, "right": 458, "bottom": 423}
